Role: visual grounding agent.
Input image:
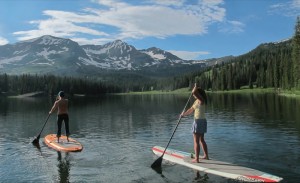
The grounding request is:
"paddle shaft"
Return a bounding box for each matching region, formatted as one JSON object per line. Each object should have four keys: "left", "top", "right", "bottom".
{"left": 160, "top": 91, "right": 193, "bottom": 158}
{"left": 32, "top": 114, "right": 50, "bottom": 143}
{"left": 39, "top": 114, "right": 51, "bottom": 135}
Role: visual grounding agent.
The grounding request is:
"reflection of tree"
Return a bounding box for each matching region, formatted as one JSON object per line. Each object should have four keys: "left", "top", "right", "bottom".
{"left": 0, "top": 98, "right": 9, "bottom": 116}
{"left": 209, "top": 93, "right": 300, "bottom": 129}
{"left": 57, "top": 152, "right": 71, "bottom": 183}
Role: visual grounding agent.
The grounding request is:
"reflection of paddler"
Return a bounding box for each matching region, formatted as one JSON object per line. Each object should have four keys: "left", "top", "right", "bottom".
{"left": 194, "top": 171, "right": 208, "bottom": 181}
{"left": 49, "top": 91, "right": 70, "bottom": 143}
{"left": 57, "top": 151, "right": 71, "bottom": 182}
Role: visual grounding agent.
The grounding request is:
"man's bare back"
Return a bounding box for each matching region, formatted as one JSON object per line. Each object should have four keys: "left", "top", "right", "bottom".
{"left": 57, "top": 98, "right": 68, "bottom": 115}
{"left": 49, "top": 98, "right": 68, "bottom": 115}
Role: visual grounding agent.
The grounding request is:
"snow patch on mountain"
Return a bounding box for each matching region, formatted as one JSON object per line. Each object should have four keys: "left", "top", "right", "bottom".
{"left": 38, "top": 35, "right": 66, "bottom": 45}
{"left": 13, "top": 49, "right": 28, "bottom": 55}
{"left": 34, "top": 62, "right": 54, "bottom": 66}
{"left": 37, "top": 47, "right": 69, "bottom": 58}
{"left": 84, "top": 48, "right": 106, "bottom": 55}
{"left": 0, "top": 54, "right": 28, "bottom": 68}
{"left": 79, "top": 57, "right": 104, "bottom": 68}
{"left": 143, "top": 51, "right": 166, "bottom": 60}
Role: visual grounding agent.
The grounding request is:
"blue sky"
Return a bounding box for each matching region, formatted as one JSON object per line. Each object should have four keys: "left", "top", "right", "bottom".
{"left": 0, "top": 0, "right": 299, "bottom": 60}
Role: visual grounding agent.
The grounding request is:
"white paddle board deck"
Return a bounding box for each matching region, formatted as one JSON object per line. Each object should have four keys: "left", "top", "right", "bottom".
{"left": 152, "top": 146, "right": 282, "bottom": 182}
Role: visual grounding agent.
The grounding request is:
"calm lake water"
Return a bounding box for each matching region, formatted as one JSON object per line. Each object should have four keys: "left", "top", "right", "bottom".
{"left": 0, "top": 93, "right": 299, "bottom": 183}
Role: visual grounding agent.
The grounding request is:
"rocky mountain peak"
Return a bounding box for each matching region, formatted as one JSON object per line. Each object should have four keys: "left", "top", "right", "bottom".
{"left": 0, "top": 35, "right": 206, "bottom": 75}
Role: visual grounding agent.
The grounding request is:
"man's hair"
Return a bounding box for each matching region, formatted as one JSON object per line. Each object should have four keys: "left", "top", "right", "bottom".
{"left": 58, "top": 91, "right": 65, "bottom": 97}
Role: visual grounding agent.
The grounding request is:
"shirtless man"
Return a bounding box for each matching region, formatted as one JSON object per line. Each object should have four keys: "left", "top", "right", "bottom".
{"left": 49, "top": 91, "right": 69, "bottom": 142}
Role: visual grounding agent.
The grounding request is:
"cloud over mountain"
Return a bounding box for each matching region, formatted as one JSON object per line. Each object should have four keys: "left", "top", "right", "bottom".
{"left": 13, "top": 0, "right": 227, "bottom": 45}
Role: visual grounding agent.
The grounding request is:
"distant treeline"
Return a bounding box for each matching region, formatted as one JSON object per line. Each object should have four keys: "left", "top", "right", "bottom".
{"left": 0, "top": 74, "right": 121, "bottom": 96}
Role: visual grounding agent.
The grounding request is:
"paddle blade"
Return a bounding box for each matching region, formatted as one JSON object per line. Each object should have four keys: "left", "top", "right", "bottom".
{"left": 152, "top": 165, "right": 163, "bottom": 174}
{"left": 31, "top": 135, "right": 40, "bottom": 144}
{"left": 32, "top": 141, "right": 41, "bottom": 149}
{"left": 151, "top": 156, "right": 163, "bottom": 169}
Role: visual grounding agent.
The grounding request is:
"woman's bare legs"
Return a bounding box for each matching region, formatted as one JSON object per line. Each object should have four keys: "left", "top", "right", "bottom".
{"left": 193, "top": 133, "right": 200, "bottom": 163}
{"left": 199, "top": 134, "right": 209, "bottom": 159}
{"left": 193, "top": 133, "right": 209, "bottom": 162}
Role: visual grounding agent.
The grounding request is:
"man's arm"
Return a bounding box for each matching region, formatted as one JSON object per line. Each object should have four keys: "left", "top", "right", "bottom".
{"left": 49, "top": 101, "right": 58, "bottom": 114}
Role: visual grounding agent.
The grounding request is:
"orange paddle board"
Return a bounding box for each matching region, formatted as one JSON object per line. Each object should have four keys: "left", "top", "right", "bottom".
{"left": 44, "top": 134, "right": 83, "bottom": 152}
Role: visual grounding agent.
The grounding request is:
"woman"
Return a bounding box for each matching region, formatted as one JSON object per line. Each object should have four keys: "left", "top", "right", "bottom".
{"left": 181, "top": 85, "right": 209, "bottom": 163}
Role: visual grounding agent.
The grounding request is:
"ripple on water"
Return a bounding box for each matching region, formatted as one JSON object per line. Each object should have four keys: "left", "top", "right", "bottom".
{"left": 0, "top": 138, "right": 57, "bottom": 182}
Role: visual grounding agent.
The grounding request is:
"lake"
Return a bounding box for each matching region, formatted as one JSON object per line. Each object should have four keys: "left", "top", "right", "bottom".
{"left": 0, "top": 93, "right": 299, "bottom": 183}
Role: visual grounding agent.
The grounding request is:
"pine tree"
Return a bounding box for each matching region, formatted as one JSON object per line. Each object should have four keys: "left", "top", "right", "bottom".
{"left": 292, "top": 16, "right": 300, "bottom": 89}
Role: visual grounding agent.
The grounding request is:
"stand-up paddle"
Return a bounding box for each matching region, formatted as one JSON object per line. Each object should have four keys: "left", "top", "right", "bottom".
{"left": 151, "top": 85, "right": 194, "bottom": 169}
{"left": 32, "top": 114, "right": 50, "bottom": 144}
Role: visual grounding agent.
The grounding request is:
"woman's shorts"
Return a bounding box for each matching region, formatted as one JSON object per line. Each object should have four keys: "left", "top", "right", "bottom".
{"left": 191, "top": 119, "right": 207, "bottom": 134}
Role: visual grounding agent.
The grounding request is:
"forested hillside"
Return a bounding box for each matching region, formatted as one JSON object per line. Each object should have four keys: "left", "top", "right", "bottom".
{"left": 155, "top": 17, "right": 300, "bottom": 92}
{"left": 195, "top": 40, "right": 293, "bottom": 90}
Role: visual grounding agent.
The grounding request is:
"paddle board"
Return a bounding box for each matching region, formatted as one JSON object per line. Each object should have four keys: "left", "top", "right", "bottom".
{"left": 152, "top": 146, "right": 282, "bottom": 182}
{"left": 44, "top": 134, "right": 83, "bottom": 152}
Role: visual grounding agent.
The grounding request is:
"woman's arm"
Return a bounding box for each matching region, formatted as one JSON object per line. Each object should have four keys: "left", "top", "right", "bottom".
{"left": 181, "top": 107, "right": 194, "bottom": 117}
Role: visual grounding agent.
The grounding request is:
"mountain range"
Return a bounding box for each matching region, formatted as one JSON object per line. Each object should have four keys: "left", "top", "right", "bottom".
{"left": 0, "top": 35, "right": 219, "bottom": 77}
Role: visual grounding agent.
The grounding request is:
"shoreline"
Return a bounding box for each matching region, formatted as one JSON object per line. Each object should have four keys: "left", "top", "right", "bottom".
{"left": 117, "top": 87, "right": 300, "bottom": 98}
{"left": 3, "top": 88, "right": 300, "bottom": 98}
{"left": 7, "top": 91, "right": 44, "bottom": 98}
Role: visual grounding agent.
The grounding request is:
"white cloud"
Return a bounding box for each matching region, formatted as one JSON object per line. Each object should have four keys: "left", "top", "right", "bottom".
{"left": 0, "top": 37, "right": 9, "bottom": 45}
{"left": 70, "top": 37, "right": 113, "bottom": 45}
{"left": 13, "top": 0, "right": 226, "bottom": 45}
{"left": 292, "top": 0, "right": 300, "bottom": 8}
{"left": 147, "top": 0, "right": 185, "bottom": 7}
{"left": 219, "top": 20, "right": 245, "bottom": 34}
{"left": 269, "top": 0, "right": 300, "bottom": 17}
{"left": 13, "top": 10, "right": 109, "bottom": 41}
{"left": 168, "top": 50, "right": 210, "bottom": 60}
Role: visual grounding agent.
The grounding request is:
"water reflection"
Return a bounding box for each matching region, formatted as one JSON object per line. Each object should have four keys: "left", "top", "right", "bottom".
{"left": 194, "top": 171, "right": 209, "bottom": 183}
{"left": 0, "top": 97, "right": 9, "bottom": 116}
{"left": 57, "top": 152, "right": 71, "bottom": 183}
{"left": 209, "top": 93, "right": 300, "bottom": 131}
